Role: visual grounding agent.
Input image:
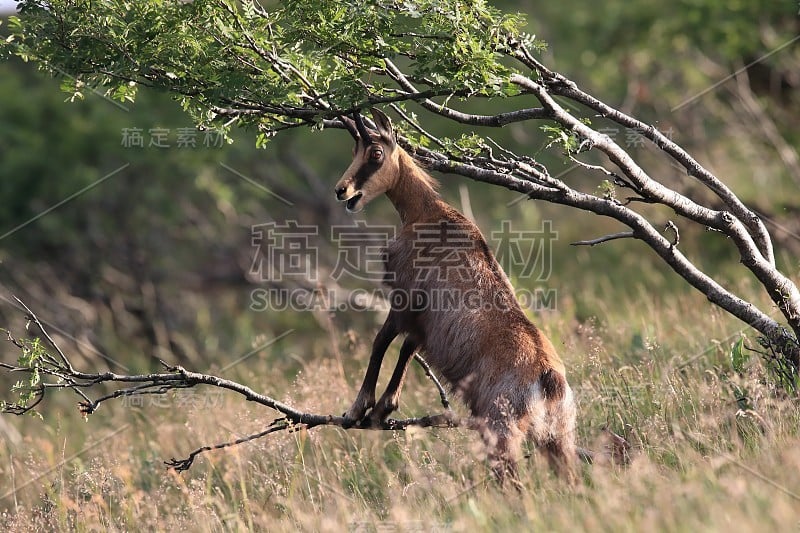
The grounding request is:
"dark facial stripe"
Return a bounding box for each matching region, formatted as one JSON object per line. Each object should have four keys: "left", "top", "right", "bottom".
{"left": 354, "top": 158, "right": 382, "bottom": 189}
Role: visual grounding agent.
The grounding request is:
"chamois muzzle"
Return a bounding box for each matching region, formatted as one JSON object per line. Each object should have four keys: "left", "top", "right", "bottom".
{"left": 344, "top": 192, "right": 364, "bottom": 212}
{"left": 335, "top": 183, "right": 365, "bottom": 213}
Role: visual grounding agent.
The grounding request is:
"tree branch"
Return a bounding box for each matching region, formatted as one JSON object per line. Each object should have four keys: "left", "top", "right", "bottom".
{"left": 521, "top": 64, "right": 776, "bottom": 266}
{"left": 511, "top": 73, "right": 800, "bottom": 344}
{"left": 383, "top": 58, "right": 551, "bottom": 126}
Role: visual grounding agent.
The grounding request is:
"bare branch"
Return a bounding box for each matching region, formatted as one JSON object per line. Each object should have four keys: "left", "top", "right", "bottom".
{"left": 511, "top": 73, "right": 800, "bottom": 343}
{"left": 406, "top": 135, "right": 798, "bottom": 361}
{"left": 515, "top": 59, "right": 775, "bottom": 266}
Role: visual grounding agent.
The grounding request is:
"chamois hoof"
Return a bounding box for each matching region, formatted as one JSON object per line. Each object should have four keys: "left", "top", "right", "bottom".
{"left": 341, "top": 413, "right": 367, "bottom": 429}
{"left": 342, "top": 410, "right": 376, "bottom": 429}
{"left": 341, "top": 415, "right": 357, "bottom": 429}
{"left": 367, "top": 404, "right": 396, "bottom": 426}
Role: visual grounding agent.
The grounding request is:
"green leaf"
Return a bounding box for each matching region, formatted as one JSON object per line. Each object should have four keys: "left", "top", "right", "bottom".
{"left": 730, "top": 336, "right": 749, "bottom": 373}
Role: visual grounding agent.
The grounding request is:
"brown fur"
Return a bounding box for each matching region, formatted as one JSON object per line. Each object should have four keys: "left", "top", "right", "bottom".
{"left": 335, "top": 109, "right": 577, "bottom": 484}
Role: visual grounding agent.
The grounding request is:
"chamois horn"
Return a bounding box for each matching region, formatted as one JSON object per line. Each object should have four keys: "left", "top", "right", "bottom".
{"left": 353, "top": 110, "right": 373, "bottom": 143}
{"left": 339, "top": 115, "right": 359, "bottom": 140}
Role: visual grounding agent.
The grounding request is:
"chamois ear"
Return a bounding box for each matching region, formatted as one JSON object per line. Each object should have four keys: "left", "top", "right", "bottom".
{"left": 370, "top": 108, "right": 396, "bottom": 147}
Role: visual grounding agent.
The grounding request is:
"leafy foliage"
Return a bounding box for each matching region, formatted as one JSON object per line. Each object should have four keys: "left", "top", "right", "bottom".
{"left": 1, "top": 331, "right": 45, "bottom": 416}
{"left": 6, "top": 0, "right": 541, "bottom": 141}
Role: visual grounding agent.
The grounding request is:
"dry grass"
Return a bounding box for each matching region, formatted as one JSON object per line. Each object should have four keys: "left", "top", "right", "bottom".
{"left": 1, "top": 287, "right": 799, "bottom": 532}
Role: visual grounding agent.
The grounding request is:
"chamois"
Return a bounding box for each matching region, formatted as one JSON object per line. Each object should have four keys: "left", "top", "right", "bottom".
{"left": 334, "top": 108, "right": 577, "bottom": 482}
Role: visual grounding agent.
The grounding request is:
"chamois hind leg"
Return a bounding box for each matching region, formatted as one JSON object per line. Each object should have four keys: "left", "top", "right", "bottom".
{"left": 540, "top": 397, "right": 578, "bottom": 483}
{"left": 529, "top": 372, "right": 578, "bottom": 483}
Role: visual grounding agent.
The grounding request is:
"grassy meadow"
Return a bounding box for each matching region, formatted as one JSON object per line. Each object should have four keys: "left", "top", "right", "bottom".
{"left": 1, "top": 279, "right": 799, "bottom": 532}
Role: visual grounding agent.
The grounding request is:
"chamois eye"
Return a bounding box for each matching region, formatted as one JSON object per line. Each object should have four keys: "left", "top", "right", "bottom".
{"left": 370, "top": 149, "right": 383, "bottom": 160}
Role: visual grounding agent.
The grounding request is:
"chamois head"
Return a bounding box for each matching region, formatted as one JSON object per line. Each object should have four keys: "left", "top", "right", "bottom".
{"left": 334, "top": 108, "right": 398, "bottom": 213}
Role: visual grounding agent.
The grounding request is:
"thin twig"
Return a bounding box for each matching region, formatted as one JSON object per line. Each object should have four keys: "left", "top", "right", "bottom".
{"left": 571, "top": 232, "right": 636, "bottom": 247}
{"left": 165, "top": 422, "right": 292, "bottom": 472}
{"left": 414, "top": 353, "right": 451, "bottom": 410}
{"left": 12, "top": 295, "right": 74, "bottom": 372}
{"left": 389, "top": 103, "right": 447, "bottom": 149}
{"left": 567, "top": 155, "right": 640, "bottom": 193}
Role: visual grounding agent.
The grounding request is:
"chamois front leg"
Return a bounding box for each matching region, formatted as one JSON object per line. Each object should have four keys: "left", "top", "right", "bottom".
{"left": 368, "top": 337, "right": 419, "bottom": 424}
{"left": 343, "top": 313, "right": 399, "bottom": 426}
